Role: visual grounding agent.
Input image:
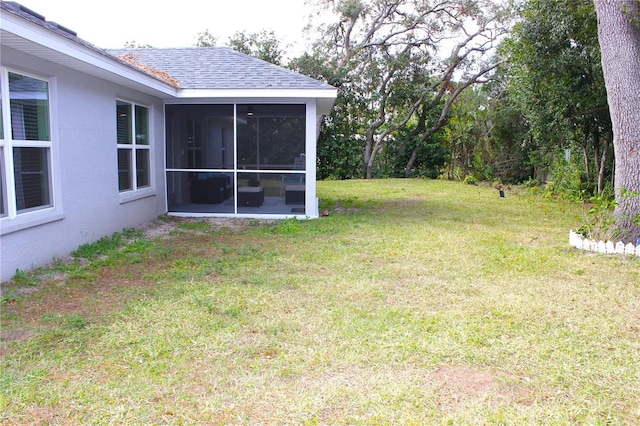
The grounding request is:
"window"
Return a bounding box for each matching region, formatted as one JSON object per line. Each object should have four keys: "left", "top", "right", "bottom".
{"left": 0, "top": 69, "right": 53, "bottom": 219}
{"left": 116, "top": 100, "right": 150, "bottom": 192}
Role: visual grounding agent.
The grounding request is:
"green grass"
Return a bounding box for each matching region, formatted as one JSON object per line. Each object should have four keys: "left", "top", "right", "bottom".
{"left": 1, "top": 179, "right": 639, "bottom": 424}
{"left": 71, "top": 228, "right": 144, "bottom": 260}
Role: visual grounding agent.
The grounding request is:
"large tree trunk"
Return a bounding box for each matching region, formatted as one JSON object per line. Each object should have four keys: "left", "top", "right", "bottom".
{"left": 594, "top": 0, "right": 640, "bottom": 243}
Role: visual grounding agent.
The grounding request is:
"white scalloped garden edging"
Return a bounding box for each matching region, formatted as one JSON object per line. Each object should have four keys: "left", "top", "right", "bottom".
{"left": 569, "top": 231, "right": 640, "bottom": 257}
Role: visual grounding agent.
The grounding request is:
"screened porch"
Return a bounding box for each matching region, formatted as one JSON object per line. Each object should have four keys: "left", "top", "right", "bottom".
{"left": 165, "top": 103, "right": 314, "bottom": 217}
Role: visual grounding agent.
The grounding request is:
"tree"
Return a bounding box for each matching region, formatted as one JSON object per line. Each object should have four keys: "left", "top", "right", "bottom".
{"left": 441, "top": 83, "right": 532, "bottom": 183}
{"left": 304, "top": 0, "right": 509, "bottom": 179}
{"left": 195, "top": 29, "right": 284, "bottom": 65}
{"left": 289, "top": 52, "right": 367, "bottom": 178}
{"left": 227, "top": 30, "right": 285, "bottom": 65}
{"left": 593, "top": 0, "right": 640, "bottom": 242}
{"left": 502, "top": 0, "right": 612, "bottom": 196}
{"left": 123, "top": 41, "right": 153, "bottom": 48}
{"left": 195, "top": 30, "right": 217, "bottom": 47}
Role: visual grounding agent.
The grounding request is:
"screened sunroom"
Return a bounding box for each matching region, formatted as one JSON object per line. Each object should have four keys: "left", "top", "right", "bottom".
{"left": 166, "top": 103, "right": 315, "bottom": 218}
{"left": 103, "top": 47, "right": 336, "bottom": 218}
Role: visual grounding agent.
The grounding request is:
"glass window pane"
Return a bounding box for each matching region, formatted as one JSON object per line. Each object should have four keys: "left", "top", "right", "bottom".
{"left": 13, "top": 147, "right": 51, "bottom": 211}
{"left": 118, "top": 148, "right": 132, "bottom": 191}
{"left": 135, "top": 105, "right": 149, "bottom": 145}
{"left": 136, "top": 148, "right": 150, "bottom": 188}
{"left": 165, "top": 105, "right": 234, "bottom": 169}
{"left": 237, "top": 172, "right": 304, "bottom": 214}
{"left": 116, "top": 101, "right": 132, "bottom": 144}
{"left": 167, "top": 171, "right": 233, "bottom": 214}
{"left": 9, "top": 73, "right": 50, "bottom": 141}
{"left": 237, "top": 104, "right": 305, "bottom": 170}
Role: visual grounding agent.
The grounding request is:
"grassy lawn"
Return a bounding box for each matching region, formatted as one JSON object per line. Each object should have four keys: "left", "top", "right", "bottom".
{"left": 1, "top": 179, "right": 639, "bottom": 424}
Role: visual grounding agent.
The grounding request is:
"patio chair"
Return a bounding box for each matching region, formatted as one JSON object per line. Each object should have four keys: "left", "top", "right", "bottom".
{"left": 280, "top": 154, "right": 306, "bottom": 197}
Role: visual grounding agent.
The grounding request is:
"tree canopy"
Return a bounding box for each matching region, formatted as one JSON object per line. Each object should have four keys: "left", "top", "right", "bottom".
{"left": 502, "top": 0, "right": 612, "bottom": 196}
{"left": 295, "top": 0, "right": 510, "bottom": 178}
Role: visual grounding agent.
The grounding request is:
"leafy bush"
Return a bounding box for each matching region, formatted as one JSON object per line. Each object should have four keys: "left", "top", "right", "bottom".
{"left": 463, "top": 174, "right": 479, "bottom": 185}
{"left": 545, "top": 157, "right": 592, "bottom": 201}
{"left": 577, "top": 195, "right": 618, "bottom": 241}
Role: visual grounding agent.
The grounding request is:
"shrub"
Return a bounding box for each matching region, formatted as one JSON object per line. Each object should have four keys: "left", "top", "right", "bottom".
{"left": 463, "top": 174, "right": 479, "bottom": 185}
{"left": 576, "top": 195, "right": 618, "bottom": 241}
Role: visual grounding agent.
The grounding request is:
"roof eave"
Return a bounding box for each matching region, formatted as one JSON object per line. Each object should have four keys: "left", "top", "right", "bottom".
{"left": 0, "top": 8, "right": 178, "bottom": 98}
{"left": 175, "top": 88, "right": 338, "bottom": 114}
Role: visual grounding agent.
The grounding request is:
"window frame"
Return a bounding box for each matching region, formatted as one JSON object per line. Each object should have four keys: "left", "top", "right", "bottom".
{"left": 0, "top": 67, "right": 63, "bottom": 235}
{"left": 116, "top": 98, "right": 154, "bottom": 201}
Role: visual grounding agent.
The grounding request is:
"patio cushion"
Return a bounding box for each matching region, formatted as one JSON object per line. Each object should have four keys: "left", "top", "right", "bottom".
{"left": 285, "top": 185, "right": 305, "bottom": 204}
{"left": 191, "top": 175, "right": 230, "bottom": 204}
{"left": 238, "top": 186, "right": 264, "bottom": 207}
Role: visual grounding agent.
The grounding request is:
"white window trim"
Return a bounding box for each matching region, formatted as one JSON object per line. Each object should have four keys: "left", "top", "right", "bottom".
{"left": 116, "top": 99, "right": 155, "bottom": 203}
{"left": 0, "top": 67, "right": 64, "bottom": 236}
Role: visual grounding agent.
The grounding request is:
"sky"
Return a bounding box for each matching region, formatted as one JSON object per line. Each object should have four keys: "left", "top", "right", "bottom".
{"left": 17, "top": 0, "right": 315, "bottom": 56}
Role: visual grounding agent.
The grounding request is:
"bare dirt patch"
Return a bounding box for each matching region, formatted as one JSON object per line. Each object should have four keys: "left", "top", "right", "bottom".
{"left": 432, "top": 365, "right": 533, "bottom": 408}
{"left": 140, "top": 216, "right": 252, "bottom": 238}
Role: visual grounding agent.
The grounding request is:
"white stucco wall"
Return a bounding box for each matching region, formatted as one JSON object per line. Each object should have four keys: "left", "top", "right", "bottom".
{"left": 0, "top": 47, "right": 167, "bottom": 283}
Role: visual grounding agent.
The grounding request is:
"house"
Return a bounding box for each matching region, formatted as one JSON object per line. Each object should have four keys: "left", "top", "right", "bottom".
{"left": 0, "top": 1, "right": 337, "bottom": 282}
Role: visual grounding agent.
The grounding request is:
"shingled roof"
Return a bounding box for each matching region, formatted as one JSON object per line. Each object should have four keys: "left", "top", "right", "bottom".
{"left": 107, "top": 47, "right": 334, "bottom": 91}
